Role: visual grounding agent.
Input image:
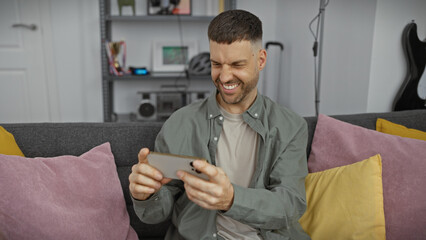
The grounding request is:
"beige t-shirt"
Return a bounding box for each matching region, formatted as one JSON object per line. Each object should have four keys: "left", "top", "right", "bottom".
{"left": 215, "top": 106, "right": 262, "bottom": 240}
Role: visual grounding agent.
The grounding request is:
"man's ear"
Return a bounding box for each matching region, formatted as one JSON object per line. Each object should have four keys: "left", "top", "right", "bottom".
{"left": 258, "top": 49, "right": 267, "bottom": 71}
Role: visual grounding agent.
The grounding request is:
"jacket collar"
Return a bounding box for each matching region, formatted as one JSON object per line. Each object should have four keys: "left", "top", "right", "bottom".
{"left": 206, "top": 91, "right": 222, "bottom": 120}
{"left": 206, "top": 90, "right": 264, "bottom": 120}
{"left": 206, "top": 91, "right": 266, "bottom": 140}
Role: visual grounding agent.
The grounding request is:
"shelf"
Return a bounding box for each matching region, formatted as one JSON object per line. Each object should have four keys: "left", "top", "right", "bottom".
{"left": 99, "top": 0, "right": 236, "bottom": 122}
{"left": 106, "top": 15, "right": 215, "bottom": 22}
{"left": 103, "top": 74, "right": 211, "bottom": 81}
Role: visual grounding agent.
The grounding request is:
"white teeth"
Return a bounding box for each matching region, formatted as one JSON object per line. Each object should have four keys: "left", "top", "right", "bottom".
{"left": 223, "top": 84, "right": 238, "bottom": 90}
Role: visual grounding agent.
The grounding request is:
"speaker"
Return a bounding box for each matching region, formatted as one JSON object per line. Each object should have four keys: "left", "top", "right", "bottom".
{"left": 137, "top": 93, "right": 157, "bottom": 121}
{"left": 156, "top": 93, "right": 184, "bottom": 121}
{"left": 137, "top": 91, "right": 209, "bottom": 121}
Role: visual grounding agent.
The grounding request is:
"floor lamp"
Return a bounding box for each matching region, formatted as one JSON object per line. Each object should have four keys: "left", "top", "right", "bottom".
{"left": 310, "top": 0, "right": 329, "bottom": 116}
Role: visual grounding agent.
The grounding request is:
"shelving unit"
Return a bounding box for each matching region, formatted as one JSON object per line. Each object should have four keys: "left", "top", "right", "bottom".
{"left": 98, "top": 0, "right": 236, "bottom": 122}
{"left": 104, "top": 74, "right": 211, "bottom": 82}
{"left": 107, "top": 15, "right": 216, "bottom": 22}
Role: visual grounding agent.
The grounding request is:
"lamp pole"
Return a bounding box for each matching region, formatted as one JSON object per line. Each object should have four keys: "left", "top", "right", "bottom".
{"left": 315, "top": 0, "right": 328, "bottom": 116}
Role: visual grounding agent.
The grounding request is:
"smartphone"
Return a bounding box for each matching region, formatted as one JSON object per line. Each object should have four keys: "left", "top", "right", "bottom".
{"left": 147, "top": 152, "right": 209, "bottom": 180}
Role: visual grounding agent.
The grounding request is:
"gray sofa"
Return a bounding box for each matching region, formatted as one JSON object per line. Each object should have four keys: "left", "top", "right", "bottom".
{"left": 3, "top": 109, "right": 426, "bottom": 240}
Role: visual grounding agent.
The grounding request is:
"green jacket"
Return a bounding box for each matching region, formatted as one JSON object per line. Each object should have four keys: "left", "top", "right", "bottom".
{"left": 132, "top": 93, "right": 310, "bottom": 240}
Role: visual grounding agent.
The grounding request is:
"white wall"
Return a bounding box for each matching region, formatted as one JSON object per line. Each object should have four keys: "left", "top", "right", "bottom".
{"left": 367, "top": 0, "right": 426, "bottom": 112}
{"left": 320, "top": 0, "right": 377, "bottom": 116}
{"left": 49, "top": 0, "right": 103, "bottom": 122}
{"left": 269, "top": 0, "right": 319, "bottom": 115}
{"left": 270, "top": 0, "right": 377, "bottom": 116}
{"left": 39, "top": 0, "right": 426, "bottom": 122}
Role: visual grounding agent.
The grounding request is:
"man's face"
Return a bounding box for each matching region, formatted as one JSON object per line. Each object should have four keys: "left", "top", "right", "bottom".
{"left": 209, "top": 40, "right": 266, "bottom": 112}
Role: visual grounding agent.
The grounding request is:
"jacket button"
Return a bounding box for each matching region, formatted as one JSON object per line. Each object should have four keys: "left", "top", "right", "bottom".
{"left": 213, "top": 233, "right": 217, "bottom": 238}
{"left": 213, "top": 137, "right": 218, "bottom": 141}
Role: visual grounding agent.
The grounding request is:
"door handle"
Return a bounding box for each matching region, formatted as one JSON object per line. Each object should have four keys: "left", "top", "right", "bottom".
{"left": 12, "top": 24, "right": 37, "bottom": 31}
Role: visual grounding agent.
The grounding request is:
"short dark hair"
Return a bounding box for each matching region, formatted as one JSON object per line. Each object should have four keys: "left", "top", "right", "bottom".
{"left": 208, "top": 9, "right": 262, "bottom": 44}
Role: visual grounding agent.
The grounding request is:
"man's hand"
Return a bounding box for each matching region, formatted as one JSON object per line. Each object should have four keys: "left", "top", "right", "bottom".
{"left": 129, "top": 148, "right": 172, "bottom": 201}
{"left": 177, "top": 160, "right": 234, "bottom": 211}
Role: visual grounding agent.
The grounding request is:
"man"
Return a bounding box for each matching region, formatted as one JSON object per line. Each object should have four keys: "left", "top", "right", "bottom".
{"left": 129, "top": 9, "right": 310, "bottom": 240}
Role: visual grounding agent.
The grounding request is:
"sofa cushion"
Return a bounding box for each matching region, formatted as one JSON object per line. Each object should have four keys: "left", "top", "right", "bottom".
{"left": 299, "top": 154, "right": 385, "bottom": 240}
{"left": 376, "top": 118, "right": 426, "bottom": 141}
{"left": 0, "top": 126, "right": 24, "bottom": 156}
{"left": 308, "top": 114, "right": 426, "bottom": 240}
{"left": 0, "top": 143, "right": 137, "bottom": 240}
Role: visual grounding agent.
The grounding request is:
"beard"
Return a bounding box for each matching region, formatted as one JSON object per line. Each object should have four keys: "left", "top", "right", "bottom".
{"left": 214, "top": 76, "right": 258, "bottom": 105}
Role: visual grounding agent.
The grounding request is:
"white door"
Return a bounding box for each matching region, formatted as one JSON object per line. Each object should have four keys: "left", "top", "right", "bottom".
{"left": 0, "top": 0, "right": 53, "bottom": 123}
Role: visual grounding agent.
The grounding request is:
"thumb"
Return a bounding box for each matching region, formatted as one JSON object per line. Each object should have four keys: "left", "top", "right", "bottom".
{"left": 138, "top": 148, "right": 150, "bottom": 164}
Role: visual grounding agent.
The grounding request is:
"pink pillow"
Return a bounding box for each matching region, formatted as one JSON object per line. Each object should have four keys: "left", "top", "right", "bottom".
{"left": 308, "top": 114, "right": 426, "bottom": 240}
{"left": 0, "top": 143, "right": 137, "bottom": 240}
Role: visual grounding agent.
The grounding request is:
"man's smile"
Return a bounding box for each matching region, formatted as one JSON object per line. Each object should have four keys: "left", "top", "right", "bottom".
{"left": 218, "top": 81, "right": 241, "bottom": 94}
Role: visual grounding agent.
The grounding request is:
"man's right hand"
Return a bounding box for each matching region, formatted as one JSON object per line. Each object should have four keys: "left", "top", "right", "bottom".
{"left": 129, "top": 148, "right": 172, "bottom": 201}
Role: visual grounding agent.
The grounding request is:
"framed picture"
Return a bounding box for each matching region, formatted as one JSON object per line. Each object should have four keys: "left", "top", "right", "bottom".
{"left": 147, "top": 0, "right": 192, "bottom": 16}
{"left": 152, "top": 40, "right": 198, "bottom": 72}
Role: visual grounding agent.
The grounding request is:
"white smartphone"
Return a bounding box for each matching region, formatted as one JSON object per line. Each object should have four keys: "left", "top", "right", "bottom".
{"left": 147, "top": 152, "right": 209, "bottom": 180}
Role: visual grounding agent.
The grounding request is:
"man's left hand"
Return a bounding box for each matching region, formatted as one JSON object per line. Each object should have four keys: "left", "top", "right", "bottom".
{"left": 177, "top": 160, "right": 234, "bottom": 211}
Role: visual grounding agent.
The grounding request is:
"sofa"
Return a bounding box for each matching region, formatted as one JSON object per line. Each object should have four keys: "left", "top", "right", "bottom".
{"left": 2, "top": 109, "right": 426, "bottom": 240}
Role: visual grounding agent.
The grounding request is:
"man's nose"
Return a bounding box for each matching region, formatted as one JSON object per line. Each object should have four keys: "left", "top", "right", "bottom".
{"left": 219, "top": 65, "right": 233, "bottom": 82}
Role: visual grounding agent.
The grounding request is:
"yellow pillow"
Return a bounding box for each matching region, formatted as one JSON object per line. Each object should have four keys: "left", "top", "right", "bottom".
{"left": 299, "top": 155, "right": 386, "bottom": 240}
{"left": 0, "top": 126, "right": 24, "bottom": 156}
{"left": 376, "top": 118, "right": 426, "bottom": 141}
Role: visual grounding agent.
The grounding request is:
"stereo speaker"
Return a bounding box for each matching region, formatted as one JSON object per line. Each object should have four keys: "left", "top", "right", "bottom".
{"left": 137, "top": 93, "right": 157, "bottom": 121}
